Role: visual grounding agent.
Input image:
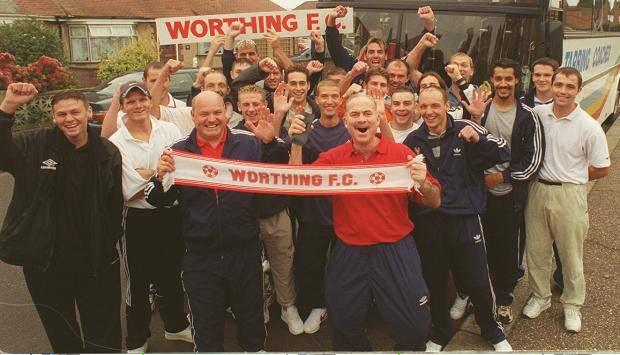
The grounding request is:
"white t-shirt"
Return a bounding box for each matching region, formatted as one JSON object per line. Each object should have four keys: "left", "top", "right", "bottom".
{"left": 109, "top": 117, "right": 182, "bottom": 209}
{"left": 534, "top": 103, "right": 610, "bottom": 185}
{"left": 390, "top": 119, "right": 422, "bottom": 143}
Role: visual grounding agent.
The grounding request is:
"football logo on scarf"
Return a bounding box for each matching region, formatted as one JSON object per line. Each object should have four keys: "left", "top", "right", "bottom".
{"left": 202, "top": 165, "right": 219, "bottom": 178}
{"left": 369, "top": 172, "right": 386, "bottom": 185}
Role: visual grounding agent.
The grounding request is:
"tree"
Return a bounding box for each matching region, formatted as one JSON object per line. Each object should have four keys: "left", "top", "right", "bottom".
{"left": 97, "top": 37, "right": 158, "bottom": 82}
{"left": 0, "top": 20, "right": 65, "bottom": 66}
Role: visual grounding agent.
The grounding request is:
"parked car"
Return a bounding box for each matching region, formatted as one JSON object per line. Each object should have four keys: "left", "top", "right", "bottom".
{"left": 84, "top": 68, "right": 198, "bottom": 127}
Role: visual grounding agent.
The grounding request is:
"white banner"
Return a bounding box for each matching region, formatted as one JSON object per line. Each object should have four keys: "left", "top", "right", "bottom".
{"left": 156, "top": 8, "right": 354, "bottom": 45}
{"left": 170, "top": 150, "right": 415, "bottom": 195}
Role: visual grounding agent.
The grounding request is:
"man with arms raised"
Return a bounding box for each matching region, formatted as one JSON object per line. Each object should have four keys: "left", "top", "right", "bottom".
{"left": 289, "top": 92, "right": 441, "bottom": 351}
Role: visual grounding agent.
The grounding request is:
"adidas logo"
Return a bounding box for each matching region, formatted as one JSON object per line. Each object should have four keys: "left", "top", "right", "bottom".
{"left": 40, "top": 158, "right": 58, "bottom": 170}
{"left": 473, "top": 234, "right": 482, "bottom": 243}
{"left": 419, "top": 295, "right": 429, "bottom": 306}
{"left": 453, "top": 148, "right": 462, "bottom": 156}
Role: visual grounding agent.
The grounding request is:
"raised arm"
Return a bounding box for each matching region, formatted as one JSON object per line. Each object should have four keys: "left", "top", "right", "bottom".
{"left": 263, "top": 30, "right": 294, "bottom": 71}
{"left": 0, "top": 83, "right": 38, "bottom": 174}
{"left": 151, "top": 59, "right": 183, "bottom": 119}
{"left": 101, "top": 84, "right": 121, "bottom": 138}
{"left": 202, "top": 36, "right": 225, "bottom": 69}
{"left": 223, "top": 21, "right": 242, "bottom": 83}
{"left": 325, "top": 6, "right": 355, "bottom": 71}
{"left": 405, "top": 33, "right": 438, "bottom": 85}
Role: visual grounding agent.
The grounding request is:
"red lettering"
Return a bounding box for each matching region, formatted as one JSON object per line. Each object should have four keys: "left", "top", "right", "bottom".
{"left": 229, "top": 169, "right": 246, "bottom": 181}
{"left": 306, "top": 13, "right": 319, "bottom": 30}
{"left": 324, "top": 14, "right": 343, "bottom": 29}
{"left": 328, "top": 174, "right": 338, "bottom": 186}
{"left": 247, "top": 171, "right": 258, "bottom": 183}
{"left": 208, "top": 18, "right": 224, "bottom": 36}
{"left": 241, "top": 16, "right": 258, "bottom": 34}
{"left": 282, "top": 14, "right": 298, "bottom": 32}
{"left": 342, "top": 174, "right": 353, "bottom": 186}
{"left": 165, "top": 21, "right": 190, "bottom": 40}
{"left": 299, "top": 174, "right": 310, "bottom": 186}
{"left": 270, "top": 173, "right": 280, "bottom": 184}
{"left": 190, "top": 20, "right": 208, "bottom": 37}
{"left": 265, "top": 15, "right": 282, "bottom": 32}
{"left": 258, "top": 15, "right": 265, "bottom": 34}
{"left": 258, "top": 172, "right": 269, "bottom": 184}
{"left": 312, "top": 175, "right": 323, "bottom": 186}
{"left": 282, "top": 174, "right": 292, "bottom": 185}
{"left": 223, "top": 18, "right": 237, "bottom": 28}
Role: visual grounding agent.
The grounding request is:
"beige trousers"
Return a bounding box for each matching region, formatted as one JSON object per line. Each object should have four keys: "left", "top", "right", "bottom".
{"left": 525, "top": 180, "right": 589, "bottom": 309}
{"left": 259, "top": 209, "right": 296, "bottom": 307}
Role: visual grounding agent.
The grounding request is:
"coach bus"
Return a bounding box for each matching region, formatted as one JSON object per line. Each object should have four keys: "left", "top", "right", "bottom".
{"left": 317, "top": 0, "right": 620, "bottom": 122}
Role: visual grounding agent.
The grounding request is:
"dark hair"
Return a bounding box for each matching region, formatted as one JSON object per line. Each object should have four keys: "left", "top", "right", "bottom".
{"left": 391, "top": 85, "right": 415, "bottom": 96}
{"left": 364, "top": 66, "right": 389, "bottom": 84}
{"left": 51, "top": 90, "right": 89, "bottom": 110}
{"left": 386, "top": 58, "right": 411, "bottom": 76}
{"left": 285, "top": 64, "right": 309, "bottom": 82}
{"left": 417, "top": 71, "right": 448, "bottom": 93}
{"left": 490, "top": 58, "right": 521, "bottom": 80}
{"left": 323, "top": 66, "right": 346, "bottom": 80}
{"left": 553, "top": 67, "right": 583, "bottom": 89}
{"left": 232, "top": 57, "right": 253, "bottom": 70}
{"left": 143, "top": 62, "right": 163, "bottom": 80}
{"left": 532, "top": 57, "right": 560, "bottom": 72}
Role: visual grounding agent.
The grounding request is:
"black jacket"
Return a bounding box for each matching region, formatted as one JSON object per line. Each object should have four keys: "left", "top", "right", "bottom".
{"left": 145, "top": 128, "right": 288, "bottom": 254}
{"left": 482, "top": 101, "right": 545, "bottom": 211}
{"left": 0, "top": 111, "right": 123, "bottom": 275}
{"left": 403, "top": 116, "right": 511, "bottom": 215}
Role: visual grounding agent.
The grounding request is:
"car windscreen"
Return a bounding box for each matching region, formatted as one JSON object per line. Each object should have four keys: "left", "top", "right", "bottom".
{"left": 95, "top": 72, "right": 143, "bottom": 96}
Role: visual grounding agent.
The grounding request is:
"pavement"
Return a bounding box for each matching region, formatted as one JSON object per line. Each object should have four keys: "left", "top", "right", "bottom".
{"left": 1, "top": 120, "right": 619, "bottom": 352}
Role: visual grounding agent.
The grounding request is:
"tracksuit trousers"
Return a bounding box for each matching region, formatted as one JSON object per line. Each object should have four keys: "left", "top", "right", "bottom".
{"left": 413, "top": 212, "right": 505, "bottom": 347}
{"left": 182, "top": 240, "right": 265, "bottom": 352}
{"left": 121, "top": 206, "right": 189, "bottom": 350}
{"left": 294, "top": 222, "right": 336, "bottom": 317}
{"left": 23, "top": 258, "right": 122, "bottom": 353}
{"left": 325, "top": 236, "right": 431, "bottom": 351}
{"left": 483, "top": 191, "right": 521, "bottom": 306}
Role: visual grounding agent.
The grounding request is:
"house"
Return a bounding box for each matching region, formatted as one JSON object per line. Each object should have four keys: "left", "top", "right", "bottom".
{"left": 0, "top": 0, "right": 315, "bottom": 86}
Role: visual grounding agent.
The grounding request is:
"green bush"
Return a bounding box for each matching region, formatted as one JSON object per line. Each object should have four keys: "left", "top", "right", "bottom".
{"left": 0, "top": 20, "right": 65, "bottom": 66}
{"left": 97, "top": 37, "right": 158, "bottom": 82}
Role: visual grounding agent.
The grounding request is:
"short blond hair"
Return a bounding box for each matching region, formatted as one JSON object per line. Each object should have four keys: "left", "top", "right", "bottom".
{"left": 238, "top": 84, "right": 266, "bottom": 102}
{"left": 235, "top": 39, "right": 257, "bottom": 52}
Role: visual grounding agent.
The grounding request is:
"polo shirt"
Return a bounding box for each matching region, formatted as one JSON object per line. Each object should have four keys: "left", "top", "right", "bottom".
{"left": 197, "top": 129, "right": 227, "bottom": 158}
{"left": 534, "top": 103, "right": 610, "bottom": 185}
{"left": 159, "top": 106, "right": 194, "bottom": 136}
{"left": 313, "top": 138, "right": 440, "bottom": 246}
{"left": 109, "top": 116, "right": 182, "bottom": 209}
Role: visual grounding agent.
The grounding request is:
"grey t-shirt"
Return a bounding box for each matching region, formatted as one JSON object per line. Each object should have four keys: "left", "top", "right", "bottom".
{"left": 484, "top": 104, "right": 516, "bottom": 196}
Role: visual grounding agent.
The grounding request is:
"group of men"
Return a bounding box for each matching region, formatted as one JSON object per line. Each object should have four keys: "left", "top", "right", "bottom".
{"left": 0, "top": 4, "right": 611, "bottom": 354}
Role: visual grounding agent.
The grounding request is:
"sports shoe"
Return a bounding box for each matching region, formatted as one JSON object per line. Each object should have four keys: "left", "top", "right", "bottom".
{"left": 522, "top": 296, "right": 551, "bottom": 319}
{"left": 492, "top": 339, "right": 512, "bottom": 352}
{"left": 164, "top": 325, "right": 193, "bottom": 343}
{"left": 281, "top": 305, "right": 304, "bottom": 335}
{"left": 425, "top": 340, "right": 443, "bottom": 352}
{"left": 564, "top": 308, "right": 582, "bottom": 333}
{"left": 127, "top": 341, "right": 148, "bottom": 353}
{"left": 303, "top": 308, "right": 328, "bottom": 334}
{"left": 497, "top": 305, "right": 514, "bottom": 324}
{"left": 449, "top": 294, "right": 470, "bottom": 320}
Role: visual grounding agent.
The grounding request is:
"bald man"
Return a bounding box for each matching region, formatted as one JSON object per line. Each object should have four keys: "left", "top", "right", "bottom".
{"left": 145, "top": 91, "right": 288, "bottom": 352}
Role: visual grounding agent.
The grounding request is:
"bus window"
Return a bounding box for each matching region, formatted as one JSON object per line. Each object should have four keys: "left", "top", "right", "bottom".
{"left": 565, "top": 0, "right": 594, "bottom": 31}
{"left": 352, "top": 10, "right": 400, "bottom": 53}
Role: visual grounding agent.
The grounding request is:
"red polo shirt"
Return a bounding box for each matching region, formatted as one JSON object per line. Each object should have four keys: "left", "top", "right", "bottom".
{"left": 313, "top": 138, "right": 440, "bottom": 246}
{"left": 196, "top": 129, "right": 227, "bottom": 158}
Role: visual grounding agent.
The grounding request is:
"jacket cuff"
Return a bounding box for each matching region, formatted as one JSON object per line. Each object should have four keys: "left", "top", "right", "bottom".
{"left": 0, "top": 110, "right": 15, "bottom": 127}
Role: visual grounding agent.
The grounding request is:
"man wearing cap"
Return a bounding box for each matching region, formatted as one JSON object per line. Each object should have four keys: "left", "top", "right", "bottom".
{"left": 109, "top": 82, "right": 191, "bottom": 353}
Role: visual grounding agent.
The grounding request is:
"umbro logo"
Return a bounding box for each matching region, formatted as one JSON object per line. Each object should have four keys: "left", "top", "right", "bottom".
{"left": 473, "top": 234, "right": 482, "bottom": 243}
{"left": 40, "top": 158, "right": 58, "bottom": 170}
{"left": 453, "top": 148, "right": 462, "bottom": 157}
{"left": 419, "top": 295, "right": 429, "bottom": 306}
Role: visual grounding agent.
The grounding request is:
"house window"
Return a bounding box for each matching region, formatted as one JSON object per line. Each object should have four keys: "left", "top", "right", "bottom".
{"left": 69, "top": 24, "right": 136, "bottom": 62}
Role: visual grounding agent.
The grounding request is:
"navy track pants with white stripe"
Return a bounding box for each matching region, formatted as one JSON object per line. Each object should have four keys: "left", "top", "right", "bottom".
{"left": 325, "top": 235, "right": 431, "bottom": 351}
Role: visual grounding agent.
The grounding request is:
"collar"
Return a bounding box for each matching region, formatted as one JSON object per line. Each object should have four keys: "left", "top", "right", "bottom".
{"left": 166, "top": 93, "right": 177, "bottom": 108}
{"left": 348, "top": 137, "right": 388, "bottom": 157}
{"left": 196, "top": 127, "right": 228, "bottom": 149}
{"left": 119, "top": 116, "right": 159, "bottom": 142}
{"left": 548, "top": 103, "right": 581, "bottom": 121}
{"left": 420, "top": 114, "right": 455, "bottom": 138}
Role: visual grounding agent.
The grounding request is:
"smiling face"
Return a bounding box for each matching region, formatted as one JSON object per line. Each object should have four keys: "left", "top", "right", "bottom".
{"left": 345, "top": 95, "right": 379, "bottom": 146}
{"left": 238, "top": 92, "right": 266, "bottom": 124}
{"left": 418, "top": 88, "right": 449, "bottom": 135}
{"left": 265, "top": 68, "right": 282, "bottom": 90}
{"left": 236, "top": 46, "right": 259, "bottom": 63}
{"left": 391, "top": 91, "right": 415, "bottom": 128}
{"left": 121, "top": 89, "right": 152, "bottom": 123}
{"left": 203, "top": 72, "right": 230, "bottom": 98}
{"left": 491, "top": 66, "right": 518, "bottom": 101}
{"left": 387, "top": 62, "right": 409, "bottom": 94}
{"left": 52, "top": 98, "right": 91, "bottom": 143}
{"left": 532, "top": 64, "right": 555, "bottom": 94}
{"left": 192, "top": 91, "right": 228, "bottom": 143}
{"left": 551, "top": 72, "right": 581, "bottom": 110}
{"left": 365, "top": 42, "right": 386, "bottom": 68}
{"left": 287, "top": 71, "right": 310, "bottom": 104}
{"left": 315, "top": 84, "right": 341, "bottom": 119}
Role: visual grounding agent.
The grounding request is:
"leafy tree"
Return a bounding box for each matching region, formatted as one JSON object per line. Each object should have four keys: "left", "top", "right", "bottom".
{"left": 0, "top": 20, "right": 65, "bottom": 66}
{"left": 97, "top": 37, "right": 158, "bottom": 82}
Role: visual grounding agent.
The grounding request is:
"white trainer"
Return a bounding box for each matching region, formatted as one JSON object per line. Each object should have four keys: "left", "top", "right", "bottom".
{"left": 281, "top": 305, "right": 304, "bottom": 335}
{"left": 564, "top": 308, "right": 582, "bottom": 333}
{"left": 127, "top": 341, "right": 148, "bottom": 353}
{"left": 492, "top": 339, "right": 513, "bottom": 352}
{"left": 164, "top": 325, "right": 193, "bottom": 343}
{"left": 425, "top": 340, "right": 443, "bottom": 352}
{"left": 303, "top": 308, "right": 328, "bottom": 334}
{"left": 449, "top": 294, "right": 470, "bottom": 320}
{"left": 522, "top": 296, "right": 551, "bottom": 319}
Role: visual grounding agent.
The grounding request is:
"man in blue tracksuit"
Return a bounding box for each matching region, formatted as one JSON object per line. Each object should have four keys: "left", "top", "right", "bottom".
{"left": 403, "top": 87, "right": 512, "bottom": 351}
{"left": 144, "top": 91, "right": 288, "bottom": 352}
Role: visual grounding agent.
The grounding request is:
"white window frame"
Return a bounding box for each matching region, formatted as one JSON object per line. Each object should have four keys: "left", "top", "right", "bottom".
{"left": 68, "top": 23, "right": 137, "bottom": 63}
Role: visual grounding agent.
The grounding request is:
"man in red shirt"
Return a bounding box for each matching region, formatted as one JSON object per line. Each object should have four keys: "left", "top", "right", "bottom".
{"left": 289, "top": 93, "right": 441, "bottom": 351}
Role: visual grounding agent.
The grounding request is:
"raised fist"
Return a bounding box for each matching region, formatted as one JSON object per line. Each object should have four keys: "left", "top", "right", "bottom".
{"left": 458, "top": 125, "right": 480, "bottom": 143}
{"left": 0, "top": 82, "right": 38, "bottom": 114}
{"left": 227, "top": 21, "right": 242, "bottom": 38}
{"left": 419, "top": 33, "right": 439, "bottom": 49}
{"left": 259, "top": 57, "right": 279, "bottom": 74}
{"left": 306, "top": 60, "right": 324, "bottom": 75}
{"left": 417, "top": 6, "right": 436, "bottom": 30}
{"left": 329, "top": 6, "right": 347, "bottom": 19}
{"left": 263, "top": 30, "right": 281, "bottom": 50}
{"left": 444, "top": 64, "right": 461, "bottom": 81}
{"left": 351, "top": 61, "right": 369, "bottom": 76}
{"left": 165, "top": 59, "right": 183, "bottom": 74}
{"left": 310, "top": 31, "right": 325, "bottom": 53}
